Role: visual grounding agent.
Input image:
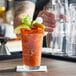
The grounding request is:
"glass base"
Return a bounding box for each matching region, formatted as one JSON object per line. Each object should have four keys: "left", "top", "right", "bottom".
{"left": 23, "top": 65, "right": 40, "bottom": 70}
{"left": 0, "top": 44, "right": 11, "bottom": 55}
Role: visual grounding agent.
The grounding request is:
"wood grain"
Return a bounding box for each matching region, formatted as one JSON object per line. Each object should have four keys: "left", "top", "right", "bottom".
{"left": 0, "top": 58, "right": 76, "bottom": 76}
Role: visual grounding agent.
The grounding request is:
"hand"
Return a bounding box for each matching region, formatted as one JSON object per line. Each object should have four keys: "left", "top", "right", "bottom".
{"left": 59, "top": 14, "right": 66, "bottom": 19}
{"left": 14, "top": 16, "right": 22, "bottom": 28}
{"left": 38, "top": 10, "right": 56, "bottom": 32}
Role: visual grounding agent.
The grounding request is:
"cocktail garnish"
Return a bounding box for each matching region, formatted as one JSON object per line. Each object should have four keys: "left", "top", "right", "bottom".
{"left": 14, "top": 15, "right": 45, "bottom": 34}
{"left": 14, "top": 25, "right": 31, "bottom": 34}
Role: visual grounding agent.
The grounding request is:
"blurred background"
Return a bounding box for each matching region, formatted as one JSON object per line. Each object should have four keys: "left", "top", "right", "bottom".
{"left": 0, "top": 0, "right": 17, "bottom": 39}
{"left": 0, "top": 0, "right": 76, "bottom": 58}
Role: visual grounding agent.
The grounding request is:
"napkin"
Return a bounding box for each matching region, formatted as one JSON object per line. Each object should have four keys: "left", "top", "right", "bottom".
{"left": 16, "top": 65, "right": 47, "bottom": 72}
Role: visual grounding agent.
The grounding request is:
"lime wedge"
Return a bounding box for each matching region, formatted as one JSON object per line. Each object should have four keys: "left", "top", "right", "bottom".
{"left": 14, "top": 25, "right": 31, "bottom": 34}
{"left": 33, "top": 23, "right": 45, "bottom": 29}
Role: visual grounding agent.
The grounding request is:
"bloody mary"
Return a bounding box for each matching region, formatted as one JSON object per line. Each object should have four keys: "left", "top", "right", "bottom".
{"left": 14, "top": 15, "right": 45, "bottom": 68}
{"left": 21, "top": 29, "right": 44, "bottom": 66}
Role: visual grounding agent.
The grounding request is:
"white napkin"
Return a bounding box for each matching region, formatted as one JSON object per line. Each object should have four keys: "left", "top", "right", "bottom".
{"left": 16, "top": 65, "right": 47, "bottom": 72}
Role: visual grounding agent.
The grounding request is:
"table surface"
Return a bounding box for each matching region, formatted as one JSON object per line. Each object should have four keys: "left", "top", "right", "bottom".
{"left": 0, "top": 57, "right": 76, "bottom": 76}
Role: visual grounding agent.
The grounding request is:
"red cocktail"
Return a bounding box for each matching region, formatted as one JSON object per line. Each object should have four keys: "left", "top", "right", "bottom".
{"left": 21, "top": 28, "right": 44, "bottom": 67}
{"left": 14, "top": 15, "right": 45, "bottom": 70}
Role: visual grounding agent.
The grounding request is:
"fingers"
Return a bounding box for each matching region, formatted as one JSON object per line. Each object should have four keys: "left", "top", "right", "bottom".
{"left": 38, "top": 10, "right": 56, "bottom": 27}
{"left": 45, "top": 27, "right": 53, "bottom": 32}
{"left": 59, "top": 14, "right": 66, "bottom": 19}
{"left": 43, "top": 10, "right": 55, "bottom": 19}
{"left": 42, "top": 22, "right": 56, "bottom": 28}
{"left": 37, "top": 11, "right": 43, "bottom": 17}
{"left": 38, "top": 10, "right": 56, "bottom": 32}
{"left": 14, "top": 17, "right": 22, "bottom": 28}
{"left": 38, "top": 10, "right": 55, "bottom": 19}
{"left": 42, "top": 16, "right": 56, "bottom": 26}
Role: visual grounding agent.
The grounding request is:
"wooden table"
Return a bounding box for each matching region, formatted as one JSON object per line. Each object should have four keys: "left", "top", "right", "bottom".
{"left": 0, "top": 57, "right": 76, "bottom": 76}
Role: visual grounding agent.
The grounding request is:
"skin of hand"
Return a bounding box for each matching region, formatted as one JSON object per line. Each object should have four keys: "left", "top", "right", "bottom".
{"left": 38, "top": 10, "right": 56, "bottom": 32}
{"left": 14, "top": 1, "right": 35, "bottom": 28}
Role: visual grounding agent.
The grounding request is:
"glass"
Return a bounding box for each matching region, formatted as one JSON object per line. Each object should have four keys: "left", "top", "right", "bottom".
{"left": 0, "top": 0, "right": 6, "bottom": 19}
{"left": 0, "top": 6, "right": 6, "bottom": 18}
{"left": 0, "top": 23, "right": 11, "bottom": 55}
{"left": 21, "top": 29, "right": 44, "bottom": 70}
{"left": 66, "top": 22, "right": 76, "bottom": 56}
{"left": 46, "top": 0, "right": 69, "bottom": 53}
{"left": 66, "top": 3, "right": 76, "bottom": 56}
{"left": 0, "top": 25, "right": 5, "bottom": 36}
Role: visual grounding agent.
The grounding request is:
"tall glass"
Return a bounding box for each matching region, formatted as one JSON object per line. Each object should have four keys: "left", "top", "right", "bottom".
{"left": 66, "top": 3, "right": 76, "bottom": 56}
{"left": 0, "top": 24, "right": 11, "bottom": 55}
{"left": 21, "top": 29, "right": 44, "bottom": 69}
{"left": 46, "top": 0, "right": 69, "bottom": 53}
{"left": 0, "top": 0, "right": 6, "bottom": 19}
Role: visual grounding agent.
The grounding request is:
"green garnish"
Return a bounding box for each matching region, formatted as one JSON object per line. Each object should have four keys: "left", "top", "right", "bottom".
{"left": 22, "top": 15, "right": 38, "bottom": 28}
{"left": 14, "top": 15, "right": 46, "bottom": 34}
{"left": 22, "top": 15, "right": 32, "bottom": 27}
